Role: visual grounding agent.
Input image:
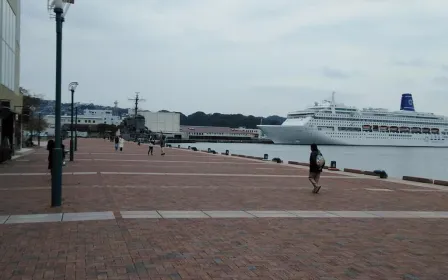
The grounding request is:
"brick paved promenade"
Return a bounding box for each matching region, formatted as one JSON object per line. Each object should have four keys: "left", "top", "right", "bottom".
{"left": 1, "top": 139, "right": 448, "bottom": 279}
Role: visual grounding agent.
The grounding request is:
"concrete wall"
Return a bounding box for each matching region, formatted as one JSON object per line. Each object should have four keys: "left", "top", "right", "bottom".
{"left": 140, "top": 112, "right": 180, "bottom": 133}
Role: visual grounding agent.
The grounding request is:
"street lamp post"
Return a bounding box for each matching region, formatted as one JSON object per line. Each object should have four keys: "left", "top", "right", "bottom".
{"left": 68, "top": 82, "right": 78, "bottom": 161}
{"left": 75, "top": 107, "right": 78, "bottom": 151}
{"left": 37, "top": 113, "right": 42, "bottom": 147}
{"left": 51, "top": 1, "right": 66, "bottom": 207}
{"left": 29, "top": 106, "right": 36, "bottom": 143}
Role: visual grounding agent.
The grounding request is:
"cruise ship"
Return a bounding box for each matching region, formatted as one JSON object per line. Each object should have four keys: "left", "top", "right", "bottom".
{"left": 258, "top": 93, "right": 448, "bottom": 147}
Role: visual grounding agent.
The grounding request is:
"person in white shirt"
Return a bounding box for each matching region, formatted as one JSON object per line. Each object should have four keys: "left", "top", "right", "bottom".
{"left": 118, "top": 136, "right": 124, "bottom": 152}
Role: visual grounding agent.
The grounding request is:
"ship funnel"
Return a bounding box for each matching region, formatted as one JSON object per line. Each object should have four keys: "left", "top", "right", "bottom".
{"left": 400, "top": 93, "right": 415, "bottom": 111}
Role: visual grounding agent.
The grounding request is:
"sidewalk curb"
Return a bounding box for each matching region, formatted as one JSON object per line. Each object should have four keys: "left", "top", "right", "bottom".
{"left": 11, "top": 148, "right": 37, "bottom": 161}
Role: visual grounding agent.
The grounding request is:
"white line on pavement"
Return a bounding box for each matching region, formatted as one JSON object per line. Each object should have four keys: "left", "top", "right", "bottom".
{"left": 3, "top": 210, "right": 448, "bottom": 225}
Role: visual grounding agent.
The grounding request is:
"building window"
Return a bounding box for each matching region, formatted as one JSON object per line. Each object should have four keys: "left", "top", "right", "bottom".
{"left": 1, "top": 0, "right": 16, "bottom": 91}
{"left": 92, "top": 120, "right": 95, "bottom": 123}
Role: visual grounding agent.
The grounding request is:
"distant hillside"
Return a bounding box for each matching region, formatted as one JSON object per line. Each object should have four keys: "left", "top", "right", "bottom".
{"left": 39, "top": 100, "right": 285, "bottom": 128}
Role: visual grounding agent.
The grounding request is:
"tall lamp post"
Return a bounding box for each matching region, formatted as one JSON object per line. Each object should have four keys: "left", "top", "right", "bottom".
{"left": 37, "top": 113, "right": 42, "bottom": 147}
{"left": 68, "top": 82, "right": 78, "bottom": 161}
{"left": 13, "top": 105, "right": 25, "bottom": 149}
{"left": 51, "top": 0, "right": 68, "bottom": 207}
{"left": 75, "top": 106, "right": 78, "bottom": 151}
{"left": 29, "top": 106, "right": 36, "bottom": 143}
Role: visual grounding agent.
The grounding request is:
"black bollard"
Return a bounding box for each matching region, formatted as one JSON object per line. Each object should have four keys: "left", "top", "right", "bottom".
{"left": 263, "top": 154, "right": 268, "bottom": 160}
{"left": 225, "top": 150, "right": 229, "bottom": 155}
{"left": 330, "top": 161, "right": 336, "bottom": 168}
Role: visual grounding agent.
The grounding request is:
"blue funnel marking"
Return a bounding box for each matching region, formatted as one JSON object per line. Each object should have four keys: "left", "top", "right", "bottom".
{"left": 400, "top": 93, "right": 415, "bottom": 111}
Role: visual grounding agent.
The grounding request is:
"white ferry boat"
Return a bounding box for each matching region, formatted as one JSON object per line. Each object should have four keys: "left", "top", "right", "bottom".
{"left": 258, "top": 93, "right": 448, "bottom": 147}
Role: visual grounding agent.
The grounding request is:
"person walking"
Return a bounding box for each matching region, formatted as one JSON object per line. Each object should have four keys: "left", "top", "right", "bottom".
{"left": 308, "top": 143, "right": 325, "bottom": 194}
{"left": 114, "top": 136, "right": 119, "bottom": 151}
{"left": 119, "top": 136, "right": 124, "bottom": 152}
{"left": 47, "top": 138, "right": 66, "bottom": 170}
{"left": 148, "top": 137, "right": 154, "bottom": 155}
{"left": 160, "top": 134, "right": 165, "bottom": 156}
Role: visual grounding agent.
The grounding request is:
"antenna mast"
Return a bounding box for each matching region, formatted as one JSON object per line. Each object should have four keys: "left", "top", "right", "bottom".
{"left": 128, "top": 92, "right": 146, "bottom": 120}
{"left": 331, "top": 91, "right": 336, "bottom": 114}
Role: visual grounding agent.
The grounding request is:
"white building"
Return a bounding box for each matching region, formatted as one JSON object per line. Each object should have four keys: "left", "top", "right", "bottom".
{"left": 83, "top": 109, "right": 121, "bottom": 125}
{"left": 43, "top": 115, "right": 103, "bottom": 136}
{"left": 180, "top": 126, "right": 261, "bottom": 140}
{"left": 43, "top": 109, "right": 122, "bottom": 136}
{"left": 128, "top": 109, "right": 180, "bottom": 133}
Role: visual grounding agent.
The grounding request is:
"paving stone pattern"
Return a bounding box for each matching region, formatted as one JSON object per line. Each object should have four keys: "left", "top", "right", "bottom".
{"left": 1, "top": 139, "right": 448, "bottom": 279}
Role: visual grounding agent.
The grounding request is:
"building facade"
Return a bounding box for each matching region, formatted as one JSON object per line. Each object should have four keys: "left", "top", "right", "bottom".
{"left": 128, "top": 109, "right": 180, "bottom": 133}
{"left": 43, "top": 109, "right": 122, "bottom": 136}
{"left": 180, "top": 126, "right": 261, "bottom": 141}
{"left": 0, "top": 0, "right": 21, "bottom": 152}
{"left": 83, "top": 109, "right": 121, "bottom": 125}
{"left": 44, "top": 115, "right": 104, "bottom": 136}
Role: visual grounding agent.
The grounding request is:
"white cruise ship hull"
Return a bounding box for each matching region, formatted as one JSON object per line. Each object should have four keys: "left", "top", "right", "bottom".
{"left": 260, "top": 93, "right": 448, "bottom": 147}
{"left": 259, "top": 125, "right": 448, "bottom": 147}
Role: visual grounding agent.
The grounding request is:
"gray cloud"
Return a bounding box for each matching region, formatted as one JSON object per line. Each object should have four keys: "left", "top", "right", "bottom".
{"left": 20, "top": 0, "right": 448, "bottom": 117}
{"left": 393, "top": 59, "right": 427, "bottom": 67}
{"left": 433, "top": 76, "right": 448, "bottom": 85}
{"left": 321, "top": 68, "right": 350, "bottom": 79}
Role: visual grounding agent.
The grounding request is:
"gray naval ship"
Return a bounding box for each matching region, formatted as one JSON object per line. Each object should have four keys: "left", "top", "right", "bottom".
{"left": 118, "top": 115, "right": 165, "bottom": 143}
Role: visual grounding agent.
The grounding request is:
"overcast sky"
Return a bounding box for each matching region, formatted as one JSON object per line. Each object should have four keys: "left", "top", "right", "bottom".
{"left": 21, "top": 0, "right": 448, "bottom": 116}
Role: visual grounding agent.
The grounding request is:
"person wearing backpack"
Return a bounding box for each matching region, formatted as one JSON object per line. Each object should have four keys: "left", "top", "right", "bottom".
{"left": 309, "top": 143, "right": 325, "bottom": 194}
{"left": 148, "top": 137, "right": 155, "bottom": 155}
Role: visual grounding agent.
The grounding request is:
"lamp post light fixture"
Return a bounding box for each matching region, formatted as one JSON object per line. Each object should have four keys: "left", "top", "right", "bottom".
{"left": 68, "top": 82, "right": 78, "bottom": 161}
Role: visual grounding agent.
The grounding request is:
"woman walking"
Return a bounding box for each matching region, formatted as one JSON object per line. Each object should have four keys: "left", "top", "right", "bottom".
{"left": 160, "top": 134, "right": 165, "bottom": 156}
{"left": 119, "top": 136, "right": 124, "bottom": 152}
{"left": 114, "top": 136, "right": 119, "bottom": 151}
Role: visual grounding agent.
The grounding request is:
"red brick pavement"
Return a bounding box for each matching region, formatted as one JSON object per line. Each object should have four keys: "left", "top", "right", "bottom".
{"left": 1, "top": 218, "right": 447, "bottom": 280}
{"left": 1, "top": 139, "right": 448, "bottom": 279}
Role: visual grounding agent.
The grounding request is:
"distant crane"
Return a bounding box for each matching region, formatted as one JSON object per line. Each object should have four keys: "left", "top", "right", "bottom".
{"left": 128, "top": 92, "right": 146, "bottom": 121}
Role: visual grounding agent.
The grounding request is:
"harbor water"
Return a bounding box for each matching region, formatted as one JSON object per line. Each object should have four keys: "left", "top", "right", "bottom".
{"left": 179, "top": 143, "right": 448, "bottom": 181}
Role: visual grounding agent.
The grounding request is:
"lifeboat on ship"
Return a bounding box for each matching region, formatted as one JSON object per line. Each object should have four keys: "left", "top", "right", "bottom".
{"left": 431, "top": 128, "right": 440, "bottom": 134}
{"left": 411, "top": 127, "right": 421, "bottom": 134}
{"left": 399, "top": 127, "right": 410, "bottom": 133}
{"left": 380, "top": 126, "right": 389, "bottom": 132}
{"left": 362, "top": 125, "right": 371, "bottom": 131}
{"left": 390, "top": 126, "right": 399, "bottom": 132}
{"left": 422, "top": 128, "right": 430, "bottom": 134}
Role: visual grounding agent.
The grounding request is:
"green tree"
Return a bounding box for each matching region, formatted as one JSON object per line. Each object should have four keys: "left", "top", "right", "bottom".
{"left": 20, "top": 87, "right": 48, "bottom": 136}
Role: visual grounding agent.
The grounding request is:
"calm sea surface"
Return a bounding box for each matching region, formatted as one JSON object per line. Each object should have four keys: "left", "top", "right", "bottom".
{"left": 178, "top": 143, "right": 448, "bottom": 181}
